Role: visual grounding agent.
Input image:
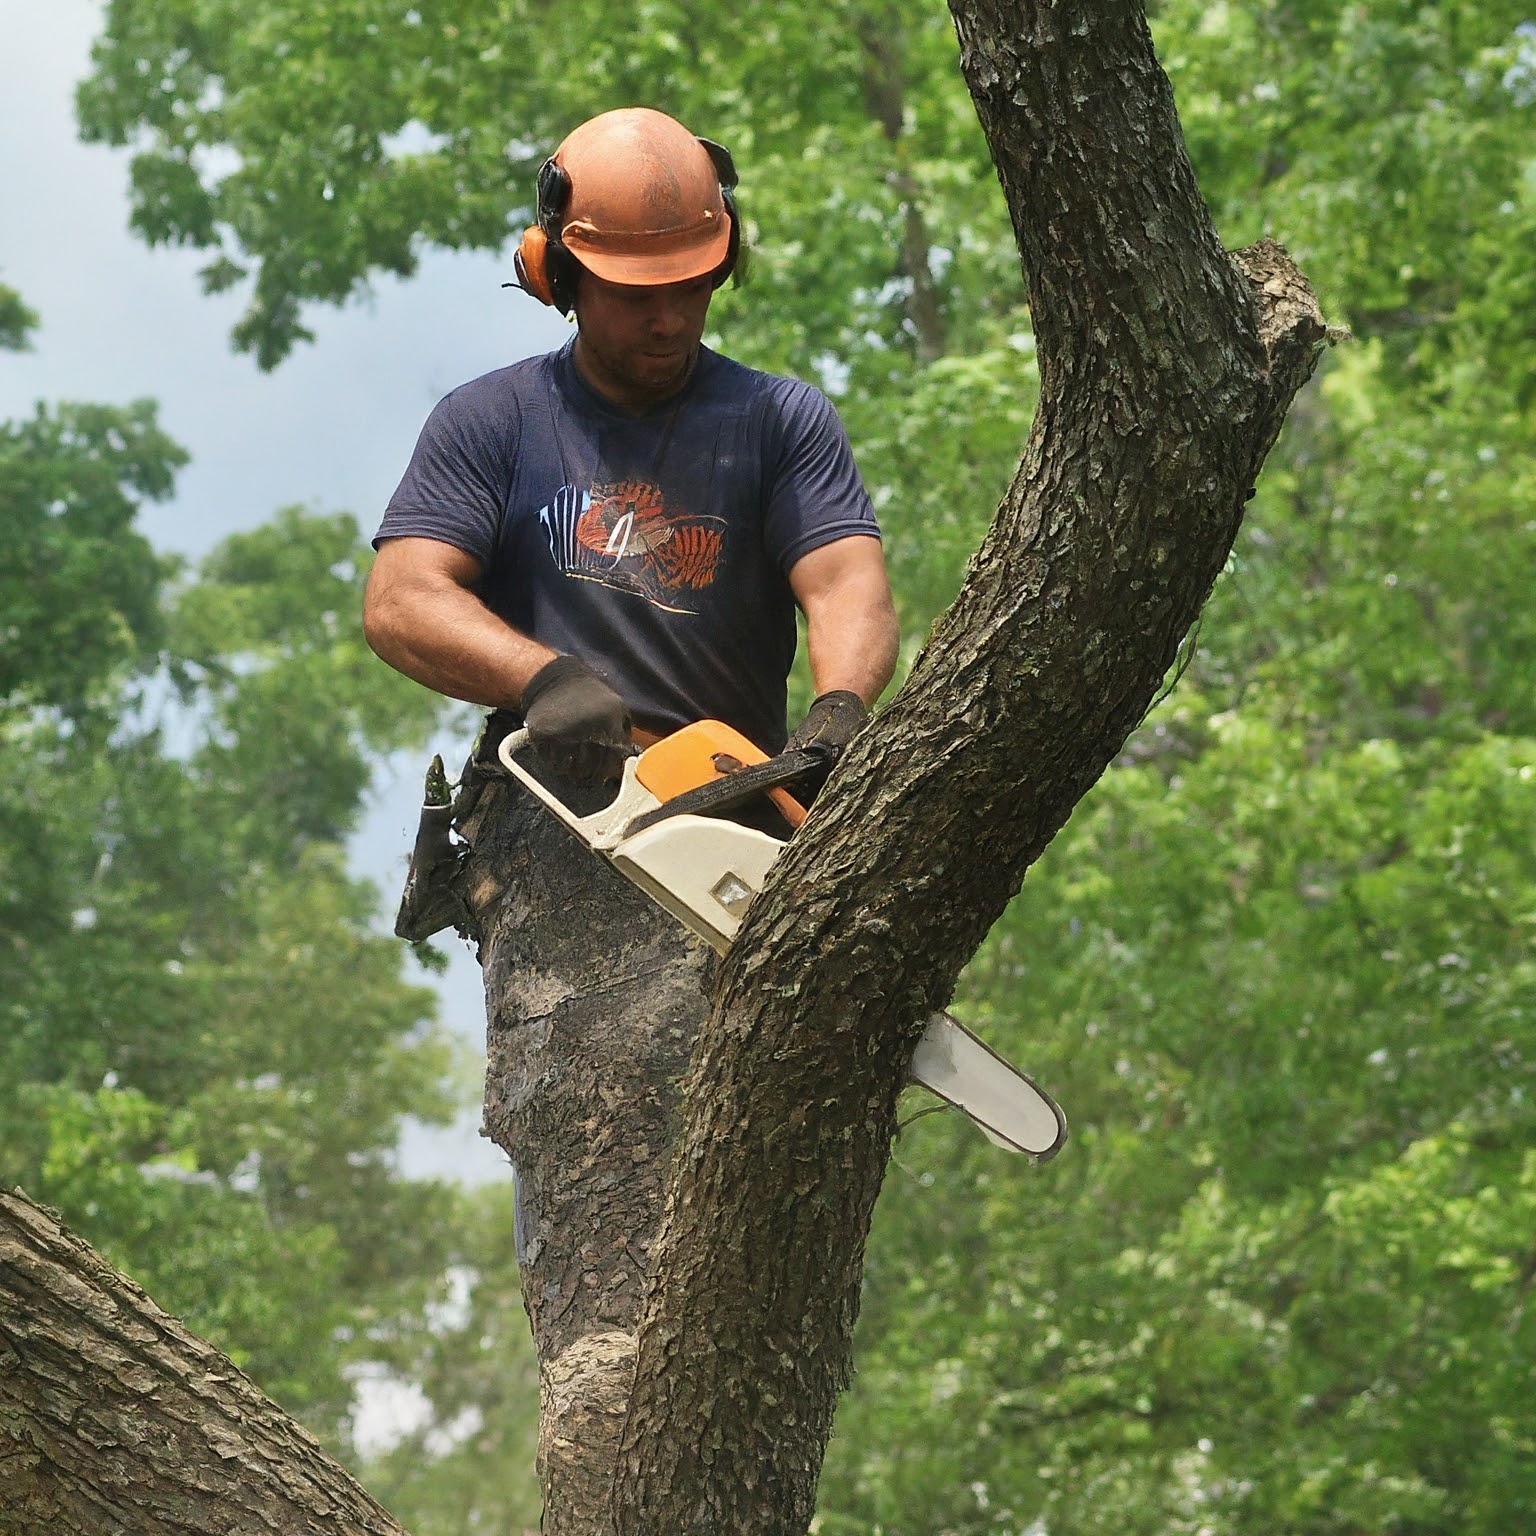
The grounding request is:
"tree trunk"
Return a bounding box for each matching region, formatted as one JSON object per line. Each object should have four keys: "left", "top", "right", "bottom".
{"left": 450, "top": 743, "right": 714, "bottom": 1536}
{"left": 452, "top": 1, "right": 1329, "bottom": 1529}
{"left": 602, "top": 1, "right": 1329, "bottom": 1531}
{"left": 858, "top": 8, "right": 950, "bottom": 363}
{"left": 0, "top": 1189, "right": 406, "bottom": 1536}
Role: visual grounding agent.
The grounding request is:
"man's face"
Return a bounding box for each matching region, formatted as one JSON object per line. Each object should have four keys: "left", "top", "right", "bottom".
{"left": 572, "top": 271, "right": 714, "bottom": 412}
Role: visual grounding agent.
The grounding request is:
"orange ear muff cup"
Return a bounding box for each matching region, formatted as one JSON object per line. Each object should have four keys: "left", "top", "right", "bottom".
{"left": 514, "top": 225, "right": 556, "bottom": 307}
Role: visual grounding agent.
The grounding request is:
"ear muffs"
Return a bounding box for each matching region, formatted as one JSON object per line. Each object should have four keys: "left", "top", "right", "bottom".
{"left": 698, "top": 138, "right": 741, "bottom": 290}
{"left": 513, "top": 225, "right": 557, "bottom": 308}
{"left": 713, "top": 186, "right": 742, "bottom": 290}
{"left": 513, "top": 225, "right": 582, "bottom": 313}
{"left": 513, "top": 159, "right": 582, "bottom": 314}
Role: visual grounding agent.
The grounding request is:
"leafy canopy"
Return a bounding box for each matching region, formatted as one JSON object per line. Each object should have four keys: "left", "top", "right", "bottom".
{"left": 0, "top": 346, "right": 531, "bottom": 1472}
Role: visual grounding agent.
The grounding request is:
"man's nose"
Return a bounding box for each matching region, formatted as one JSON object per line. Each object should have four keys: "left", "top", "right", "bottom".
{"left": 646, "top": 300, "right": 685, "bottom": 337}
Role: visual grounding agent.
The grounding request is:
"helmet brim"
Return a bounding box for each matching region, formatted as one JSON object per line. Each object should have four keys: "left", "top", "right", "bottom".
{"left": 562, "top": 213, "right": 732, "bottom": 288}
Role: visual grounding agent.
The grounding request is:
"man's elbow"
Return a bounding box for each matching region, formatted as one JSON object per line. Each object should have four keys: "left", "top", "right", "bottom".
{"left": 362, "top": 567, "right": 412, "bottom": 670}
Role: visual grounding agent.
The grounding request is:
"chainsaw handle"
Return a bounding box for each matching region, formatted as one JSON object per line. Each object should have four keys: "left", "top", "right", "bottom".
{"left": 496, "top": 728, "right": 657, "bottom": 848}
{"left": 499, "top": 721, "right": 813, "bottom": 845}
{"left": 496, "top": 729, "right": 589, "bottom": 837}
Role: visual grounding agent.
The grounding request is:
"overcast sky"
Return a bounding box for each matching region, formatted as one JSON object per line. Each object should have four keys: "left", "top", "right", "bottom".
{"left": 2, "top": 1, "right": 575, "bottom": 1182}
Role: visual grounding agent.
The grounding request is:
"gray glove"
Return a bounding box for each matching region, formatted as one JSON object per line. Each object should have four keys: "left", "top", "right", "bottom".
{"left": 520, "top": 655, "right": 632, "bottom": 782}
{"left": 784, "top": 689, "right": 867, "bottom": 796}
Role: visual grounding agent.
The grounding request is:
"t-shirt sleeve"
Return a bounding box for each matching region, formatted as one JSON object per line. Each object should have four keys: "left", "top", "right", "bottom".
{"left": 761, "top": 382, "right": 880, "bottom": 571}
{"left": 374, "top": 383, "right": 519, "bottom": 566}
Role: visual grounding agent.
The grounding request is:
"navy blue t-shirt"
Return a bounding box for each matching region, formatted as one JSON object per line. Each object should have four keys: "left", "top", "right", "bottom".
{"left": 377, "top": 342, "right": 879, "bottom": 752}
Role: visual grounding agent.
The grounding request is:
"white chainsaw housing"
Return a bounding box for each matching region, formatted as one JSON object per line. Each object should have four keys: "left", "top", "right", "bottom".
{"left": 611, "top": 817, "right": 784, "bottom": 949}
{"left": 497, "top": 731, "right": 1067, "bottom": 1159}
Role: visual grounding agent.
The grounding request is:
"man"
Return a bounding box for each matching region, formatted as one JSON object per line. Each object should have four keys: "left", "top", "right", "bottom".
{"left": 362, "top": 107, "right": 1061, "bottom": 1502}
{"left": 364, "top": 110, "right": 901, "bottom": 1505}
{"left": 364, "top": 106, "right": 898, "bottom": 784}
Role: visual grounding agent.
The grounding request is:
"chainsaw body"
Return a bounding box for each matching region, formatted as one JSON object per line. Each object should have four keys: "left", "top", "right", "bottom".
{"left": 497, "top": 722, "right": 1067, "bottom": 1160}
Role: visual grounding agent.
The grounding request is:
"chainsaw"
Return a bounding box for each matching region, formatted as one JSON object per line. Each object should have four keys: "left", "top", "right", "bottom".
{"left": 497, "top": 720, "right": 1067, "bottom": 1161}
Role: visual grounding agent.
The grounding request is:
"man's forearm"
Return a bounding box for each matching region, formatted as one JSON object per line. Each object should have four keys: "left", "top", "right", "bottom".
{"left": 364, "top": 561, "right": 557, "bottom": 709}
{"left": 804, "top": 585, "right": 900, "bottom": 706}
{"left": 807, "top": 622, "right": 898, "bottom": 706}
{"left": 790, "top": 536, "right": 901, "bottom": 708}
{"left": 372, "top": 600, "right": 556, "bottom": 708}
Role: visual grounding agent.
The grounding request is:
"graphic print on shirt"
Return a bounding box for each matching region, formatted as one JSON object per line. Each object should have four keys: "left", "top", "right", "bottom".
{"left": 535, "top": 478, "right": 726, "bottom": 614}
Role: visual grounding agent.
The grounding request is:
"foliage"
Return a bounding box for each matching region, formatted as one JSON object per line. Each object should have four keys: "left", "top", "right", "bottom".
{"left": 76, "top": 0, "right": 1020, "bottom": 373}
{"left": 359, "top": 1183, "right": 543, "bottom": 1536}
{"left": 814, "top": 5, "right": 1536, "bottom": 1533}
{"left": 0, "top": 398, "right": 178, "bottom": 719}
{"left": 73, "top": 0, "right": 1536, "bottom": 1530}
{"left": 0, "top": 280, "right": 39, "bottom": 352}
{"left": 0, "top": 373, "right": 531, "bottom": 1463}
{"left": 821, "top": 711, "right": 1536, "bottom": 1533}
{"left": 1159, "top": 1, "right": 1536, "bottom": 398}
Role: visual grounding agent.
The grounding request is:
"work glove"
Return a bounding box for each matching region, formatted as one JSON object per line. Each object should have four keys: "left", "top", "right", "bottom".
{"left": 520, "top": 655, "right": 633, "bottom": 782}
{"left": 783, "top": 689, "right": 867, "bottom": 798}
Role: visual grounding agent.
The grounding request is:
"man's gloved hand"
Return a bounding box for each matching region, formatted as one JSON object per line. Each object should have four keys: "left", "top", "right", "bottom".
{"left": 784, "top": 689, "right": 867, "bottom": 797}
{"left": 520, "top": 655, "right": 633, "bottom": 782}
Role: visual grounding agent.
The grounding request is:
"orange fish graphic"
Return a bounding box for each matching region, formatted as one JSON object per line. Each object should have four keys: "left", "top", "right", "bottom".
{"left": 576, "top": 480, "right": 672, "bottom": 559}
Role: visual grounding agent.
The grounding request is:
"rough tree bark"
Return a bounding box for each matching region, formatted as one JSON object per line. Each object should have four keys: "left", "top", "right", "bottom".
{"left": 454, "top": 0, "right": 1329, "bottom": 1529}
{"left": 601, "top": 0, "right": 1329, "bottom": 1529}
{"left": 0, "top": 1190, "right": 406, "bottom": 1536}
{"left": 0, "top": 0, "right": 1330, "bottom": 1531}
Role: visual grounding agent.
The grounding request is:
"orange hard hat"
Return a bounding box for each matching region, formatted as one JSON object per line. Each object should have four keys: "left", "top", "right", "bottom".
{"left": 514, "top": 108, "right": 739, "bottom": 313}
{"left": 554, "top": 108, "right": 733, "bottom": 286}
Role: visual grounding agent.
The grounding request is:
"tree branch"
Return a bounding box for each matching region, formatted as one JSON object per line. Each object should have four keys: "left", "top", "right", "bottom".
{"left": 610, "top": 2, "right": 1329, "bottom": 1531}
{"left": 857, "top": 10, "right": 949, "bottom": 362}
{"left": 0, "top": 1189, "right": 408, "bottom": 1536}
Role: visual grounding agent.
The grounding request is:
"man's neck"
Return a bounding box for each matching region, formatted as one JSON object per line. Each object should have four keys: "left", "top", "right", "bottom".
{"left": 571, "top": 336, "right": 700, "bottom": 415}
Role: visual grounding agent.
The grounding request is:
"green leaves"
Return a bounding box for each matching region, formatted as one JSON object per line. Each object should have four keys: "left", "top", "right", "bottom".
{"left": 24, "top": 1077, "right": 359, "bottom": 1417}
{"left": 0, "top": 349, "right": 483, "bottom": 1460}
{"left": 1158, "top": 2, "right": 1536, "bottom": 379}
{"left": 67, "top": 1, "right": 1536, "bottom": 1526}
{"left": 357, "top": 1184, "right": 543, "bottom": 1536}
{"left": 0, "top": 398, "right": 181, "bottom": 718}
{"left": 0, "top": 281, "right": 40, "bottom": 351}
{"left": 164, "top": 506, "right": 444, "bottom": 853}
{"left": 820, "top": 689, "right": 1536, "bottom": 1529}
{"left": 806, "top": 12, "right": 1536, "bottom": 1528}
{"left": 80, "top": 0, "right": 531, "bottom": 365}
{"left": 79, "top": 0, "right": 1019, "bottom": 373}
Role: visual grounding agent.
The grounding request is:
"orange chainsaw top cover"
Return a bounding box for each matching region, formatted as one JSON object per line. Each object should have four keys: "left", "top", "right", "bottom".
{"left": 634, "top": 720, "right": 807, "bottom": 829}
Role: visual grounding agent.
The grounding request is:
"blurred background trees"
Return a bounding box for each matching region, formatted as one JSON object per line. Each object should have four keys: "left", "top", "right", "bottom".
{"left": 0, "top": 284, "right": 540, "bottom": 1529}
{"left": 5, "top": 0, "right": 1532, "bottom": 1529}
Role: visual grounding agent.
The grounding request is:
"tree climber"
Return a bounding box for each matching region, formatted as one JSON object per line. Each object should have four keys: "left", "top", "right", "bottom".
{"left": 362, "top": 116, "right": 902, "bottom": 1478}
{"left": 363, "top": 105, "right": 899, "bottom": 786}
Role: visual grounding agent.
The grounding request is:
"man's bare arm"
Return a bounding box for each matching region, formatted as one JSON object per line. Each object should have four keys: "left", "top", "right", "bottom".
{"left": 788, "top": 536, "right": 901, "bottom": 707}
{"left": 363, "top": 536, "right": 557, "bottom": 708}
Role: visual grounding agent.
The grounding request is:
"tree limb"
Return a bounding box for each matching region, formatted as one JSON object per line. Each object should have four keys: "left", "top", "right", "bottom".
{"left": 0, "top": 1189, "right": 408, "bottom": 1536}
{"left": 610, "top": 2, "right": 1329, "bottom": 1531}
